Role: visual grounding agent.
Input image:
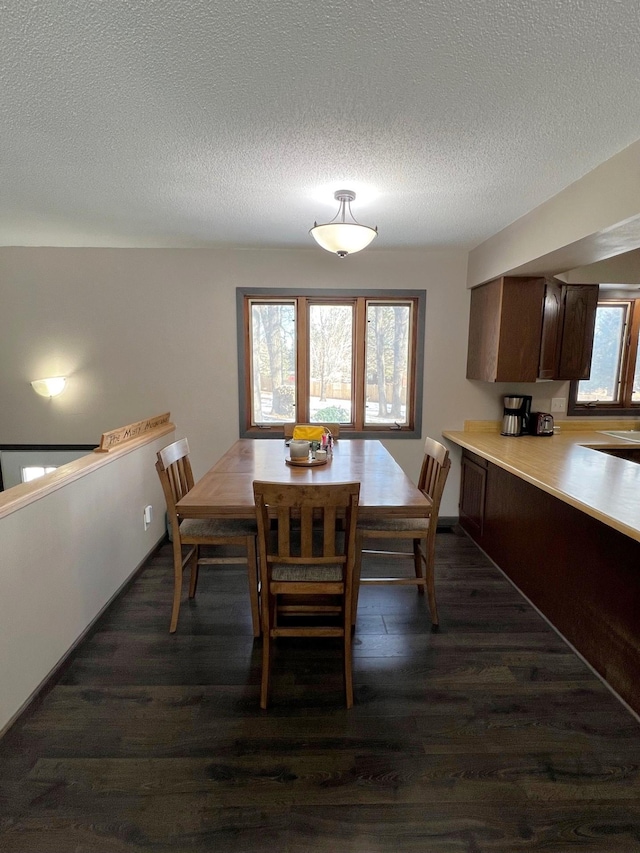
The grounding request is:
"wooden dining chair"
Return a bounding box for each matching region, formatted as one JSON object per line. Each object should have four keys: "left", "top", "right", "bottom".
{"left": 352, "top": 437, "right": 451, "bottom": 627}
{"left": 253, "top": 480, "right": 360, "bottom": 709}
{"left": 156, "top": 438, "right": 260, "bottom": 636}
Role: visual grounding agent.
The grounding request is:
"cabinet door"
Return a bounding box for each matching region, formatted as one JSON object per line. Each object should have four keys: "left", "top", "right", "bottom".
{"left": 557, "top": 285, "right": 599, "bottom": 379}
{"left": 538, "top": 279, "right": 563, "bottom": 380}
{"left": 466, "top": 279, "right": 502, "bottom": 381}
{"left": 466, "top": 277, "right": 545, "bottom": 382}
{"left": 459, "top": 452, "right": 487, "bottom": 540}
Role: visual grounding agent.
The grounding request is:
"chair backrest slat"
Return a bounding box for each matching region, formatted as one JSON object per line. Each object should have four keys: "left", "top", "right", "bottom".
{"left": 253, "top": 481, "right": 360, "bottom": 566}
{"left": 156, "top": 438, "right": 195, "bottom": 518}
{"left": 417, "top": 437, "right": 451, "bottom": 517}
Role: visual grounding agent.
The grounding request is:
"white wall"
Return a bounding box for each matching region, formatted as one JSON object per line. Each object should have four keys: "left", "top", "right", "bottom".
{"left": 0, "top": 246, "right": 572, "bottom": 517}
{"left": 0, "top": 432, "right": 169, "bottom": 732}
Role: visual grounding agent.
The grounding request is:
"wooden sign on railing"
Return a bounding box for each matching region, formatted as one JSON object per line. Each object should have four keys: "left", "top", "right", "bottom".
{"left": 95, "top": 412, "right": 171, "bottom": 452}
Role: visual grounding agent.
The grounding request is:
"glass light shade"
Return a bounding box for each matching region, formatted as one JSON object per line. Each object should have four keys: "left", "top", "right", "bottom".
{"left": 31, "top": 376, "right": 66, "bottom": 397}
{"left": 309, "top": 222, "right": 378, "bottom": 256}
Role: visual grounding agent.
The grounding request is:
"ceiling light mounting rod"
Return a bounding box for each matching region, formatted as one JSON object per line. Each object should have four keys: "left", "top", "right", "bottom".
{"left": 335, "top": 189, "right": 356, "bottom": 225}
{"left": 309, "top": 189, "right": 378, "bottom": 258}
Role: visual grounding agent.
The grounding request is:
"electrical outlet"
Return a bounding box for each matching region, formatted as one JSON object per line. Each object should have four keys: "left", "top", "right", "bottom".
{"left": 551, "top": 397, "right": 566, "bottom": 413}
{"left": 143, "top": 505, "right": 153, "bottom": 530}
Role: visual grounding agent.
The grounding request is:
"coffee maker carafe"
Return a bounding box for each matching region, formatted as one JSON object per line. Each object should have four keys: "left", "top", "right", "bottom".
{"left": 501, "top": 395, "right": 532, "bottom": 436}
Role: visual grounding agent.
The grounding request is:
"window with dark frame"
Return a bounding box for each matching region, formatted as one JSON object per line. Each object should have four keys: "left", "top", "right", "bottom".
{"left": 237, "top": 289, "right": 425, "bottom": 438}
{"left": 569, "top": 298, "right": 640, "bottom": 415}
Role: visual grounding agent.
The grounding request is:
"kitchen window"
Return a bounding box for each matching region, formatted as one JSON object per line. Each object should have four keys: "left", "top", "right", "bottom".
{"left": 237, "top": 289, "right": 425, "bottom": 437}
{"left": 568, "top": 298, "right": 640, "bottom": 414}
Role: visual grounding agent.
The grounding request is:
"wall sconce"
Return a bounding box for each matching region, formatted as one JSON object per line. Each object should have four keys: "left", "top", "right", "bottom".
{"left": 31, "top": 377, "right": 67, "bottom": 398}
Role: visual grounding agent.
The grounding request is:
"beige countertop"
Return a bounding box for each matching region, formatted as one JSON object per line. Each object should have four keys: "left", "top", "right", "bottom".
{"left": 442, "top": 420, "right": 640, "bottom": 543}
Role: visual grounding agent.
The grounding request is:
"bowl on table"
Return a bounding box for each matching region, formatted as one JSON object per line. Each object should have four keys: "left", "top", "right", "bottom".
{"left": 289, "top": 439, "right": 310, "bottom": 459}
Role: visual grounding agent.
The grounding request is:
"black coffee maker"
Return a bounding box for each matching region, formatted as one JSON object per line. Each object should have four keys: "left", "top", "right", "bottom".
{"left": 501, "top": 395, "right": 532, "bottom": 436}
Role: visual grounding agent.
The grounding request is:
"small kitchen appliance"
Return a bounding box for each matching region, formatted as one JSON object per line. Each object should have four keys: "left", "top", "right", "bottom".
{"left": 501, "top": 395, "right": 532, "bottom": 436}
{"left": 528, "top": 412, "right": 554, "bottom": 436}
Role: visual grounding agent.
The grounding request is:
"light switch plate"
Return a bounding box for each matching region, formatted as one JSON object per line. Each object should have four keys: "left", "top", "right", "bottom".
{"left": 551, "top": 397, "right": 566, "bottom": 413}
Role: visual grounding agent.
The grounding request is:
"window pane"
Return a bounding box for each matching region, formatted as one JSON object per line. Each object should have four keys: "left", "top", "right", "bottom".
{"left": 308, "top": 304, "right": 353, "bottom": 423}
{"left": 249, "top": 302, "right": 296, "bottom": 425}
{"left": 365, "top": 302, "right": 411, "bottom": 425}
{"left": 577, "top": 304, "right": 626, "bottom": 403}
{"left": 22, "top": 465, "right": 56, "bottom": 483}
{"left": 633, "top": 346, "right": 640, "bottom": 403}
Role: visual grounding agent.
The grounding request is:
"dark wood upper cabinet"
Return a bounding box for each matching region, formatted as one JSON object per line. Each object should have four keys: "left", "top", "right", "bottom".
{"left": 538, "top": 278, "right": 563, "bottom": 380}
{"left": 466, "top": 276, "right": 598, "bottom": 382}
{"left": 466, "top": 276, "right": 545, "bottom": 382}
{"left": 556, "top": 283, "right": 599, "bottom": 379}
{"left": 539, "top": 279, "right": 599, "bottom": 380}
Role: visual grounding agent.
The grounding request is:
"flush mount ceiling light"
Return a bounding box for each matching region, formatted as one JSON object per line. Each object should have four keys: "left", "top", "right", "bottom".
{"left": 309, "top": 189, "right": 378, "bottom": 257}
{"left": 31, "top": 376, "right": 67, "bottom": 397}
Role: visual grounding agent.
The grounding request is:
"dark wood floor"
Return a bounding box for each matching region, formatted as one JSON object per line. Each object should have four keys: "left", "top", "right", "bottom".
{"left": 2, "top": 530, "right": 640, "bottom": 852}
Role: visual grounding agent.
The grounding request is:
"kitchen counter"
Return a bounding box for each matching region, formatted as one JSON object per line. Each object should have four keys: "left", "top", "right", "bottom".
{"left": 443, "top": 421, "right": 640, "bottom": 543}
{"left": 442, "top": 419, "right": 640, "bottom": 716}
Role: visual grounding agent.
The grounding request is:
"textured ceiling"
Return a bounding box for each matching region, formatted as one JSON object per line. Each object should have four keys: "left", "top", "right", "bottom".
{"left": 3, "top": 0, "right": 640, "bottom": 250}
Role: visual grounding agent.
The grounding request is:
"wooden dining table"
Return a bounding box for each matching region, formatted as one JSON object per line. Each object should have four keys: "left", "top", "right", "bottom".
{"left": 176, "top": 439, "right": 431, "bottom": 520}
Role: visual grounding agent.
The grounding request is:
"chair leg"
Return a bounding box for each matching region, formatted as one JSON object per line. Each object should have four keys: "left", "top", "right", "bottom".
{"left": 169, "top": 540, "right": 185, "bottom": 634}
{"left": 413, "top": 537, "right": 425, "bottom": 594}
{"left": 246, "top": 536, "right": 261, "bottom": 638}
{"left": 344, "top": 587, "right": 354, "bottom": 708}
{"left": 423, "top": 532, "right": 439, "bottom": 627}
{"left": 351, "top": 531, "right": 364, "bottom": 626}
{"left": 188, "top": 545, "right": 200, "bottom": 599}
{"left": 260, "top": 592, "right": 274, "bottom": 710}
{"left": 260, "top": 633, "right": 271, "bottom": 710}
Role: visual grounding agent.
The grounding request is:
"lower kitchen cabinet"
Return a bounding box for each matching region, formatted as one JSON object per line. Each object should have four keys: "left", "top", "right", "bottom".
{"left": 458, "top": 449, "right": 640, "bottom": 715}
{"left": 459, "top": 449, "right": 487, "bottom": 539}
